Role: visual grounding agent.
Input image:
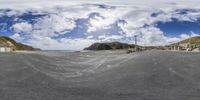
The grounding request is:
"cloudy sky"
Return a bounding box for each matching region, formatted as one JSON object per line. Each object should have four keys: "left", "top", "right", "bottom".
{"left": 1, "top": 0, "right": 200, "bottom": 50}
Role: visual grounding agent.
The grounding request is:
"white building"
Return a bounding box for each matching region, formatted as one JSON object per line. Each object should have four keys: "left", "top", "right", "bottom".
{"left": 0, "top": 40, "right": 15, "bottom": 52}
{"left": 167, "top": 43, "right": 200, "bottom": 51}
{"left": 0, "top": 46, "right": 13, "bottom": 52}
{"left": 179, "top": 43, "right": 189, "bottom": 50}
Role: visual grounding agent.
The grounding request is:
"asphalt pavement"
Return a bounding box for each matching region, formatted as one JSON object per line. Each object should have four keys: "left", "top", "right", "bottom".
{"left": 0, "top": 50, "right": 200, "bottom": 100}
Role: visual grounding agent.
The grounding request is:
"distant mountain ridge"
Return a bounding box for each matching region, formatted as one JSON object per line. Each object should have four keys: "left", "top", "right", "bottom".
{"left": 0, "top": 36, "right": 40, "bottom": 51}
{"left": 84, "top": 42, "right": 137, "bottom": 50}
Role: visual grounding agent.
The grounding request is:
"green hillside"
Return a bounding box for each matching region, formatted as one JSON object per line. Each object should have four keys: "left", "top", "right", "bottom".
{"left": 0, "top": 36, "right": 40, "bottom": 51}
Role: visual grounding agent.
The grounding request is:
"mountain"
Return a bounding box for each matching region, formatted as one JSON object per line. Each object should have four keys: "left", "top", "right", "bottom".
{"left": 169, "top": 36, "right": 200, "bottom": 46}
{"left": 179, "top": 36, "right": 200, "bottom": 44}
{"left": 84, "top": 42, "right": 137, "bottom": 50}
{"left": 165, "top": 36, "right": 200, "bottom": 51}
{"left": 0, "top": 36, "right": 40, "bottom": 51}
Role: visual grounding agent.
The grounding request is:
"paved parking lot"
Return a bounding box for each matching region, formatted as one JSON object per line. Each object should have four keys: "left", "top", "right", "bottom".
{"left": 0, "top": 50, "right": 200, "bottom": 100}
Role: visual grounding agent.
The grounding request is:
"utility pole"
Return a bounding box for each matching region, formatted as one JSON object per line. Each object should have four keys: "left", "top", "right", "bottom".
{"left": 134, "top": 35, "right": 138, "bottom": 51}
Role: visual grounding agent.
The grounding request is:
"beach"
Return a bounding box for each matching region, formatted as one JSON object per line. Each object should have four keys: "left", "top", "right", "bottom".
{"left": 0, "top": 50, "right": 200, "bottom": 100}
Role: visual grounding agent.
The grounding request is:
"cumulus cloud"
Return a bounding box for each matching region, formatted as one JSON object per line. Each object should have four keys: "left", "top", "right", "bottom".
{"left": 28, "top": 35, "right": 97, "bottom": 50}
{"left": 12, "top": 22, "right": 32, "bottom": 33}
{"left": 87, "top": 6, "right": 130, "bottom": 32}
{"left": 10, "top": 33, "right": 24, "bottom": 42}
{"left": 165, "top": 32, "right": 200, "bottom": 45}
{"left": 138, "top": 27, "right": 166, "bottom": 46}
{"left": 32, "top": 14, "right": 75, "bottom": 37}
{"left": 1, "top": 0, "right": 200, "bottom": 50}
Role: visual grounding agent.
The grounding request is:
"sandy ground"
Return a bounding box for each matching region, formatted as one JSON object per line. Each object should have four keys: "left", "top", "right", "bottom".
{"left": 0, "top": 50, "right": 200, "bottom": 100}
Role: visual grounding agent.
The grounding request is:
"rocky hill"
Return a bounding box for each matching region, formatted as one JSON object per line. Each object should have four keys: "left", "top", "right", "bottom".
{"left": 168, "top": 36, "right": 200, "bottom": 46}
{"left": 84, "top": 42, "right": 137, "bottom": 50}
{"left": 179, "top": 36, "right": 200, "bottom": 44}
{"left": 165, "top": 36, "right": 200, "bottom": 51}
{"left": 0, "top": 36, "right": 40, "bottom": 51}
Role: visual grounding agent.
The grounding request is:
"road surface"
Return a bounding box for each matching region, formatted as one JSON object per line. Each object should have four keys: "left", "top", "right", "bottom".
{"left": 0, "top": 50, "right": 200, "bottom": 100}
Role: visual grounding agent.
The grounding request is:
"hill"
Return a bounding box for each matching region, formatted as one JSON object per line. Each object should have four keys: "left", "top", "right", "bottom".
{"left": 0, "top": 36, "right": 40, "bottom": 51}
{"left": 165, "top": 36, "right": 200, "bottom": 51}
{"left": 84, "top": 42, "right": 137, "bottom": 50}
{"left": 169, "top": 36, "right": 200, "bottom": 46}
{"left": 179, "top": 36, "right": 200, "bottom": 44}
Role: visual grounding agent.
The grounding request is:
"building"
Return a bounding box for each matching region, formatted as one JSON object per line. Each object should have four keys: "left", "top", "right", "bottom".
{"left": 0, "top": 41, "right": 15, "bottom": 52}
{"left": 167, "top": 45, "right": 183, "bottom": 51}
{"left": 179, "top": 43, "right": 189, "bottom": 50}
{"left": 0, "top": 46, "right": 14, "bottom": 52}
{"left": 167, "top": 43, "right": 200, "bottom": 51}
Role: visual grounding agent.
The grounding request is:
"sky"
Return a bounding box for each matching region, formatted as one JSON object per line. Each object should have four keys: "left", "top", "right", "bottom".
{"left": 0, "top": 0, "right": 200, "bottom": 50}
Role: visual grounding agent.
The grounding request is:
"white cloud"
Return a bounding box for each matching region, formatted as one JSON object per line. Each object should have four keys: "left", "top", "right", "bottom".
{"left": 12, "top": 22, "right": 32, "bottom": 33}
{"left": 86, "top": 35, "right": 94, "bottom": 39}
{"left": 32, "top": 14, "right": 75, "bottom": 37}
{"left": 164, "top": 32, "right": 200, "bottom": 45}
{"left": 180, "top": 32, "right": 200, "bottom": 39}
{"left": 87, "top": 7, "right": 130, "bottom": 32}
{"left": 28, "top": 35, "right": 97, "bottom": 50}
{"left": 1, "top": 0, "right": 200, "bottom": 10}
{"left": 137, "top": 27, "right": 166, "bottom": 46}
{"left": 1, "top": 0, "right": 200, "bottom": 50}
{"left": 98, "top": 35, "right": 122, "bottom": 42}
{"left": 10, "top": 33, "right": 24, "bottom": 42}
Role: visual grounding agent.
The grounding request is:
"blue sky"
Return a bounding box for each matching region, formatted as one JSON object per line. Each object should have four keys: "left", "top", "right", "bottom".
{"left": 156, "top": 19, "right": 200, "bottom": 37}
{"left": 0, "top": 0, "right": 200, "bottom": 50}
